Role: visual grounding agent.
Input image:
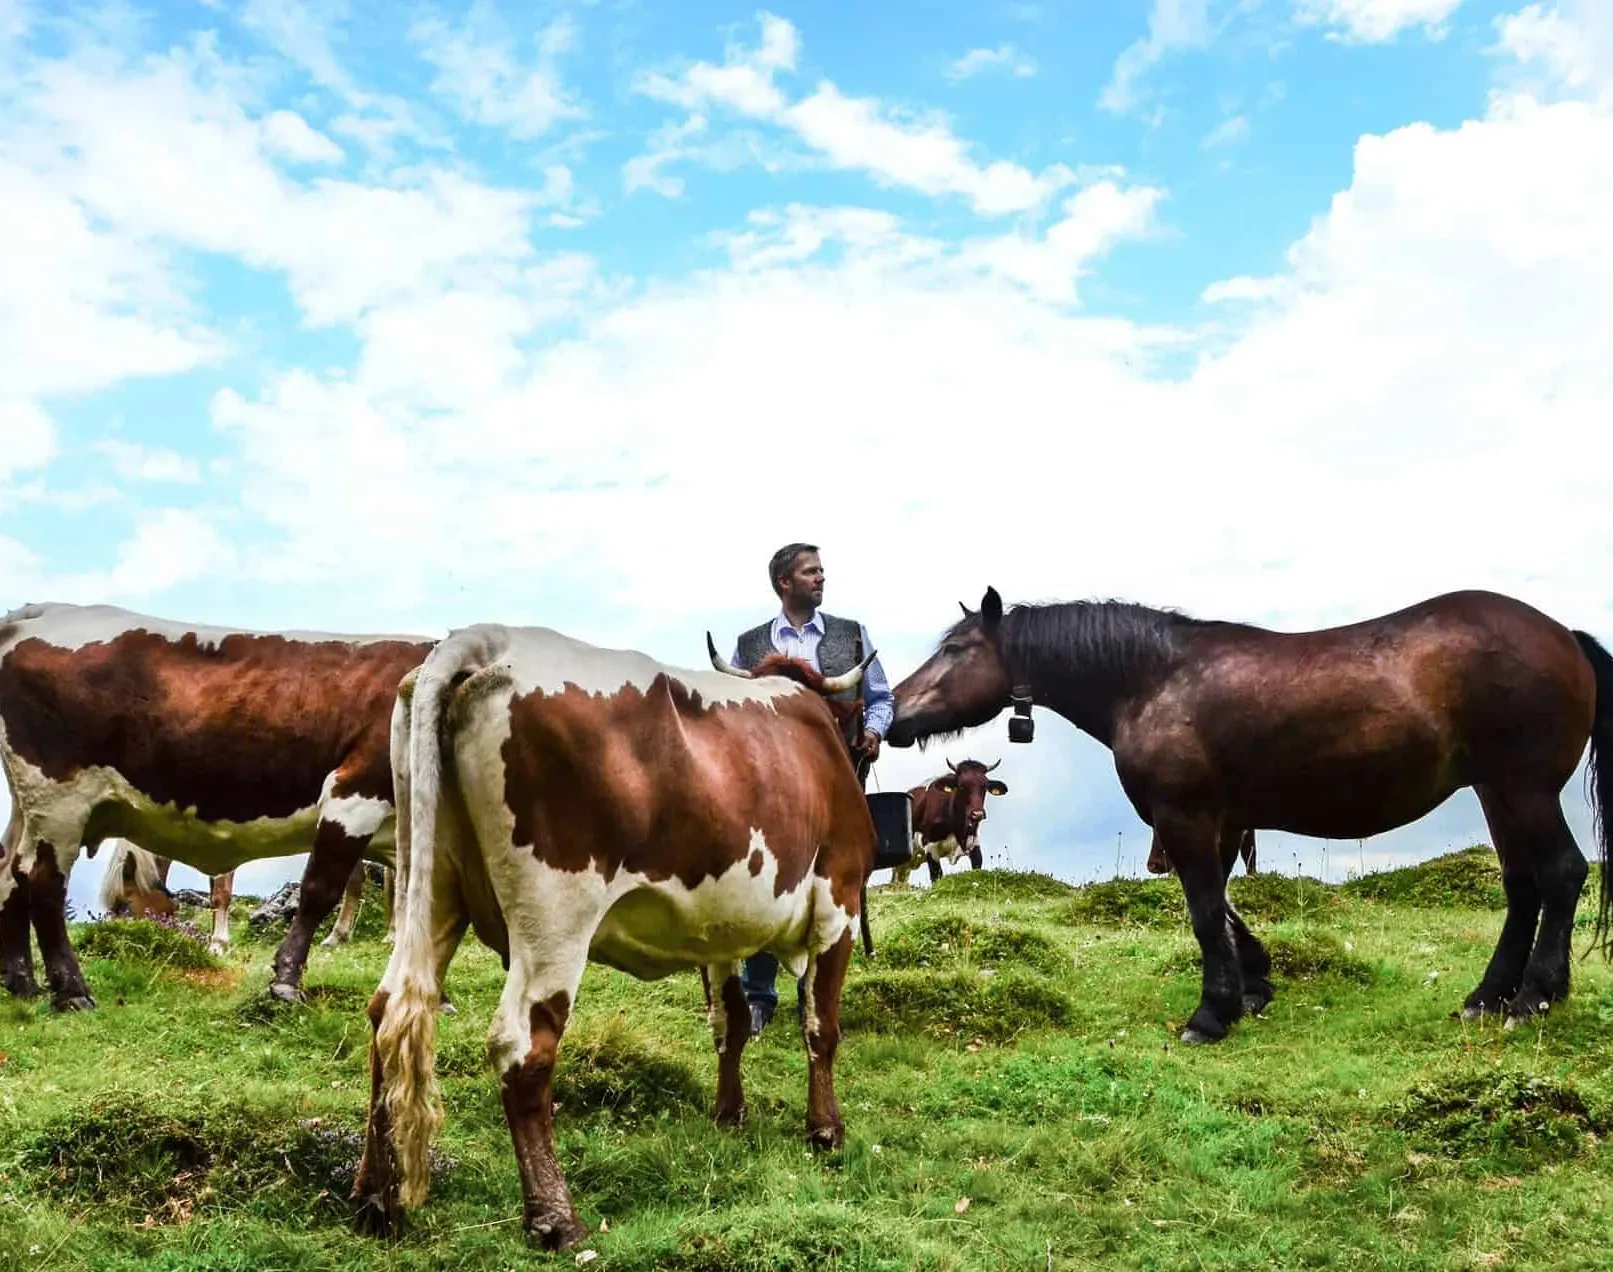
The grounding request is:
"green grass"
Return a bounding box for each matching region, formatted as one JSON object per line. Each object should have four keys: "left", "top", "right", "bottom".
{"left": 4, "top": 852, "right": 1613, "bottom": 1269}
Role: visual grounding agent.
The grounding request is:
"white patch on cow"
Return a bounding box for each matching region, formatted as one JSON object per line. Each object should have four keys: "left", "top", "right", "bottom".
{"left": 211, "top": 888, "right": 232, "bottom": 953}
{"left": 322, "top": 790, "right": 392, "bottom": 840}
{"left": 918, "top": 832, "right": 973, "bottom": 866}
{"left": 1, "top": 601, "right": 423, "bottom": 656}
{"left": 449, "top": 624, "right": 806, "bottom": 713}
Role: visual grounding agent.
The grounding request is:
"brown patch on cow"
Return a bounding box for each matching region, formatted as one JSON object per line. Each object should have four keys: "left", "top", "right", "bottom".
{"left": 0, "top": 628, "right": 432, "bottom": 823}
{"left": 497, "top": 673, "right": 872, "bottom": 904}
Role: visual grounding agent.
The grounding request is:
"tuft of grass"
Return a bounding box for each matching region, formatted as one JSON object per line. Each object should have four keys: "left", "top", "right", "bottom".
{"left": 75, "top": 917, "right": 221, "bottom": 972}
{"left": 1342, "top": 845, "right": 1504, "bottom": 910}
{"left": 877, "top": 912, "right": 1070, "bottom": 977}
{"left": 927, "top": 868, "right": 1075, "bottom": 903}
{"left": 1264, "top": 931, "right": 1376, "bottom": 984}
{"left": 1227, "top": 871, "right": 1342, "bottom": 923}
{"left": 1391, "top": 1067, "right": 1612, "bottom": 1168}
{"left": 556, "top": 1014, "right": 708, "bottom": 1121}
{"left": 1064, "top": 877, "right": 1185, "bottom": 928}
{"left": 842, "top": 968, "right": 1072, "bottom": 1043}
{"left": 19, "top": 1091, "right": 443, "bottom": 1223}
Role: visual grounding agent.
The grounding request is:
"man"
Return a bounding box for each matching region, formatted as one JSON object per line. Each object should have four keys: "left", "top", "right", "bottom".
{"left": 728, "top": 542, "right": 893, "bottom": 1036}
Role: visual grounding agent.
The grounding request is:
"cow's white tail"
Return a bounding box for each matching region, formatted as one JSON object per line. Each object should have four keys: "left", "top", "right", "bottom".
{"left": 375, "top": 627, "right": 505, "bottom": 1208}
{"left": 96, "top": 840, "right": 162, "bottom": 916}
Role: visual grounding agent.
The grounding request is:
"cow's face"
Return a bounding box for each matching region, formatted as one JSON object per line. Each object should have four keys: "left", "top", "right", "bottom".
{"left": 935, "top": 758, "right": 1007, "bottom": 836}
{"left": 887, "top": 587, "right": 1012, "bottom": 749}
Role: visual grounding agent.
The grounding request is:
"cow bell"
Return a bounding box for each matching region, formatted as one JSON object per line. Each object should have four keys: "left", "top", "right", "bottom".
{"left": 1008, "top": 684, "right": 1035, "bottom": 743}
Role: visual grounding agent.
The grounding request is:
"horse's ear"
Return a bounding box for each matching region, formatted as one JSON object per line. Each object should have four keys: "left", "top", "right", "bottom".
{"left": 982, "top": 586, "right": 1003, "bottom": 633}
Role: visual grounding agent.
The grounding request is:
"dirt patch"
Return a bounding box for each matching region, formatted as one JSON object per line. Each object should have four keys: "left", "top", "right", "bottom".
{"left": 878, "top": 913, "right": 1069, "bottom": 977}
{"left": 1390, "top": 1068, "right": 1610, "bottom": 1168}
{"left": 842, "top": 968, "right": 1072, "bottom": 1043}
{"left": 1342, "top": 846, "right": 1504, "bottom": 910}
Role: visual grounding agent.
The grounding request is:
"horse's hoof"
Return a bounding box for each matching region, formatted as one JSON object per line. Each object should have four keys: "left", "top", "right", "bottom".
{"left": 268, "top": 982, "right": 305, "bottom": 1004}
{"left": 1179, "top": 1027, "right": 1219, "bottom": 1045}
{"left": 53, "top": 994, "right": 96, "bottom": 1013}
{"left": 529, "top": 1214, "right": 588, "bottom": 1252}
{"left": 1241, "top": 992, "right": 1273, "bottom": 1016}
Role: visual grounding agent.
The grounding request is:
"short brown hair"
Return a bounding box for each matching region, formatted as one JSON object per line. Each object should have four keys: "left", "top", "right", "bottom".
{"left": 768, "top": 542, "right": 818, "bottom": 596}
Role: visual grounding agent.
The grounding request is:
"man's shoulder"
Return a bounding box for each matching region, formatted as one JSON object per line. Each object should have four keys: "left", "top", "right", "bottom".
{"left": 818, "top": 610, "right": 868, "bottom": 634}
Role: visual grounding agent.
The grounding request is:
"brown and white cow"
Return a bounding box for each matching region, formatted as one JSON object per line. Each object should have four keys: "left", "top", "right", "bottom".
{"left": 0, "top": 602, "right": 433, "bottom": 1008}
{"left": 1146, "top": 827, "right": 1258, "bottom": 878}
{"left": 891, "top": 758, "right": 1008, "bottom": 885}
{"left": 96, "top": 840, "right": 395, "bottom": 954}
{"left": 354, "top": 625, "right": 878, "bottom": 1251}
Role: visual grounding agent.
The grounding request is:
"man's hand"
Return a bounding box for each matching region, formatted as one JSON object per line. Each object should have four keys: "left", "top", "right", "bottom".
{"left": 857, "top": 730, "right": 881, "bottom": 763}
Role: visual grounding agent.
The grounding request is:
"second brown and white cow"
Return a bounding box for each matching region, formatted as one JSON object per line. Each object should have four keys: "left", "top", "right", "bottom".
{"left": 354, "top": 625, "right": 878, "bottom": 1251}
{"left": 892, "top": 758, "right": 1008, "bottom": 884}
{"left": 0, "top": 602, "right": 433, "bottom": 1008}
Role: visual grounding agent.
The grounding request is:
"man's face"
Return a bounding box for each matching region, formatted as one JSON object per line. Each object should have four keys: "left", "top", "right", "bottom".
{"left": 779, "top": 551, "right": 825, "bottom": 610}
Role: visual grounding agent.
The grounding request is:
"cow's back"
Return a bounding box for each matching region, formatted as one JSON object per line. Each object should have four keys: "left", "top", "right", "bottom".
{"left": 0, "top": 602, "right": 432, "bottom": 828}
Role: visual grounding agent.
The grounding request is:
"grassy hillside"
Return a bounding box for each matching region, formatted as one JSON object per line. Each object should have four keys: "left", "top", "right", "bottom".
{"left": 4, "top": 848, "right": 1613, "bottom": 1270}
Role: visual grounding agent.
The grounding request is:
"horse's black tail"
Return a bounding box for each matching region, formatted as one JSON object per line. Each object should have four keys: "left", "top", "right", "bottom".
{"left": 1573, "top": 630, "right": 1613, "bottom": 958}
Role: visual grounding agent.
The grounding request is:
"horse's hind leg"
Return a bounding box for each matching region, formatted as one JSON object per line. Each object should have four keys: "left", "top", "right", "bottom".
{"left": 1219, "top": 827, "right": 1271, "bottom": 1015}
{"left": 1501, "top": 793, "right": 1587, "bottom": 1027}
{"left": 1462, "top": 785, "right": 1541, "bottom": 1021}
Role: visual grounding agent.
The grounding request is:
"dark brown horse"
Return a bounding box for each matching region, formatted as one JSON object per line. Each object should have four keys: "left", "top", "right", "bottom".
{"left": 885, "top": 587, "right": 1613, "bottom": 1045}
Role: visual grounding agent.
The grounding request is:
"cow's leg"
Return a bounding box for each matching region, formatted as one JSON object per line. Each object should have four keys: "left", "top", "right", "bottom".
{"left": 802, "top": 928, "right": 853, "bottom": 1150}
{"left": 1, "top": 872, "right": 37, "bottom": 999}
{"left": 0, "top": 812, "right": 37, "bottom": 999}
{"left": 383, "top": 867, "right": 396, "bottom": 945}
{"left": 29, "top": 843, "right": 95, "bottom": 1011}
{"left": 209, "top": 870, "right": 235, "bottom": 954}
{"left": 968, "top": 844, "right": 984, "bottom": 870}
{"left": 924, "top": 854, "right": 942, "bottom": 883}
{"left": 323, "top": 859, "right": 367, "bottom": 948}
{"left": 707, "top": 958, "right": 750, "bottom": 1126}
{"left": 271, "top": 816, "right": 374, "bottom": 1001}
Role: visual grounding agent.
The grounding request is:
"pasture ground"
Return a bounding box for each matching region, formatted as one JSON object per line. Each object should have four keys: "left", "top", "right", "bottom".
{"left": 3, "top": 847, "right": 1613, "bottom": 1270}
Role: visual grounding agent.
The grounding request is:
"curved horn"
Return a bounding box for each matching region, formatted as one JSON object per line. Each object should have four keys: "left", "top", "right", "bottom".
{"left": 819, "top": 646, "right": 877, "bottom": 695}
{"left": 984, "top": 758, "right": 1002, "bottom": 773}
{"left": 706, "top": 632, "right": 754, "bottom": 679}
{"left": 945, "top": 757, "right": 958, "bottom": 774}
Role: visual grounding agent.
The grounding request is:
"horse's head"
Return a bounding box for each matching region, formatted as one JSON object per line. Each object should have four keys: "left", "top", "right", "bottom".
{"left": 886, "top": 586, "right": 1014, "bottom": 749}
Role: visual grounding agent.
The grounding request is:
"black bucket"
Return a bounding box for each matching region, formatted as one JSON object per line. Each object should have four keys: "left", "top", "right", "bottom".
{"left": 867, "top": 792, "right": 914, "bottom": 871}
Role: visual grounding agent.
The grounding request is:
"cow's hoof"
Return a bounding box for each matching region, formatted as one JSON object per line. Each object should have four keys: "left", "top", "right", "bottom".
{"left": 320, "top": 934, "right": 341, "bottom": 949}
{"left": 807, "top": 1122, "right": 844, "bottom": 1151}
{"left": 268, "top": 981, "right": 306, "bottom": 1004}
{"left": 528, "top": 1213, "right": 588, "bottom": 1251}
{"left": 53, "top": 994, "right": 96, "bottom": 1013}
{"left": 438, "top": 996, "right": 457, "bottom": 1016}
{"left": 208, "top": 941, "right": 229, "bottom": 956}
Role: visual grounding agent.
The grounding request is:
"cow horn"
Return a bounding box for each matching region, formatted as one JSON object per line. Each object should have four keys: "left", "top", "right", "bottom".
{"left": 706, "top": 632, "right": 754, "bottom": 679}
{"left": 819, "top": 647, "right": 877, "bottom": 695}
{"left": 945, "top": 757, "right": 958, "bottom": 774}
{"left": 984, "top": 758, "right": 1001, "bottom": 773}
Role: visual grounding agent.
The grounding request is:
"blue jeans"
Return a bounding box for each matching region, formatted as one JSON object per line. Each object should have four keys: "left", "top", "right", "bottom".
{"left": 742, "top": 951, "right": 804, "bottom": 1017}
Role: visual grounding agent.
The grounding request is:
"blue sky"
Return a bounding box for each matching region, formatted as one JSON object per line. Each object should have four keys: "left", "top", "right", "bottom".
{"left": 2, "top": 0, "right": 1611, "bottom": 910}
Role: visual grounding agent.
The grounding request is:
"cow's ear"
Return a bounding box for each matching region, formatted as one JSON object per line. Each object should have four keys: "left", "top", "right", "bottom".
{"left": 982, "top": 586, "right": 1003, "bottom": 634}
{"left": 987, "top": 780, "right": 1008, "bottom": 796}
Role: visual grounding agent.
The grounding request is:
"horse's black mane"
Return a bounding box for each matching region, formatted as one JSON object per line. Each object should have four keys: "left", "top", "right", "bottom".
{"left": 948, "top": 598, "right": 1239, "bottom": 697}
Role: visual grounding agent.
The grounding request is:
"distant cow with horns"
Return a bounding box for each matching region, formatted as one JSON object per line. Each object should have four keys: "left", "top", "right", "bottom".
{"left": 893, "top": 758, "right": 1008, "bottom": 884}
{"left": 355, "top": 624, "right": 879, "bottom": 1251}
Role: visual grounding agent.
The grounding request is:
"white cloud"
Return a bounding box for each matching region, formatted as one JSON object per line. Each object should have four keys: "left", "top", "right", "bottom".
{"left": 94, "top": 439, "right": 203, "bottom": 484}
{"left": 409, "top": 10, "right": 586, "bottom": 139}
{"left": 105, "top": 508, "right": 237, "bottom": 596}
{"left": 1294, "top": 0, "right": 1464, "bottom": 44}
{"left": 1494, "top": 1, "right": 1613, "bottom": 102}
{"left": 0, "top": 399, "right": 56, "bottom": 479}
{"left": 260, "top": 107, "right": 342, "bottom": 163}
{"left": 946, "top": 44, "right": 1038, "bottom": 81}
{"left": 631, "top": 14, "right": 1073, "bottom": 215}
{"left": 1100, "top": 0, "right": 1211, "bottom": 116}
{"left": 1200, "top": 113, "right": 1250, "bottom": 149}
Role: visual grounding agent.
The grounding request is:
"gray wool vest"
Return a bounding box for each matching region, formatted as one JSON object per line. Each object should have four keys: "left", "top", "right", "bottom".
{"left": 733, "top": 612, "right": 865, "bottom": 702}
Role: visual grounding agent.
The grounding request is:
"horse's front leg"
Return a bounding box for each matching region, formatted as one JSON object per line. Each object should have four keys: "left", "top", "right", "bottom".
{"left": 1157, "top": 808, "right": 1244, "bottom": 1043}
